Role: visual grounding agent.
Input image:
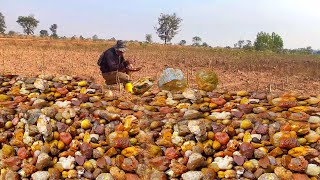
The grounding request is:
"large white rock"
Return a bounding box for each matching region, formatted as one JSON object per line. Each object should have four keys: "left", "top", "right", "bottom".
{"left": 96, "top": 173, "right": 114, "bottom": 180}
{"left": 57, "top": 156, "right": 75, "bottom": 170}
{"left": 209, "top": 111, "right": 231, "bottom": 120}
{"left": 213, "top": 156, "right": 233, "bottom": 170}
{"left": 306, "top": 164, "right": 320, "bottom": 176}
{"left": 31, "top": 171, "right": 50, "bottom": 180}
{"left": 181, "top": 171, "right": 203, "bottom": 180}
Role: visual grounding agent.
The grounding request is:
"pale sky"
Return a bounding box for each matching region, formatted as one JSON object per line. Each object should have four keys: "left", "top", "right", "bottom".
{"left": 1, "top": 0, "right": 319, "bottom": 49}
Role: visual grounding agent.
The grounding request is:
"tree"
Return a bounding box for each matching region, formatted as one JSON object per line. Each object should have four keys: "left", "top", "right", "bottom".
{"left": 79, "top": 35, "right": 84, "bottom": 40}
{"left": 202, "top": 42, "right": 209, "bottom": 47}
{"left": 39, "top": 30, "right": 49, "bottom": 37}
{"left": 254, "top": 32, "right": 283, "bottom": 52}
{"left": 0, "top": 12, "right": 6, "bottom": 34}
{"left": 145, "top": 34, "right": 152, "bottom": 43}
{"left": 155, "top": 13, "right": 182, "bottom": 44}
{"left": 50, "top": 24, "right": 58, "bottom": 38}
{"left": 234, "top": 40, "right": 245, "bottom": 48}
{"left": 179, "top": 40, "right": 186, "bottom": 46}
{"left": 192, "top": 36, "right": 202, "bottom": 46}
{"left": 92, "top": 34, "right": 99, "bottom": 41}
{"left": 8, "top": 30, "right": 16, "bottom": 36}
{"left": 270, "top": 32, "right": 283, "bottom": 52}
{"left": 16, "top": 15, "right": 39, "bottom": 35}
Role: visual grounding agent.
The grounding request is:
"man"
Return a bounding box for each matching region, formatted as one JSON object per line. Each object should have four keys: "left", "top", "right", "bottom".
{"left": 97, "top": 40, "right": 140, "bottom": 86}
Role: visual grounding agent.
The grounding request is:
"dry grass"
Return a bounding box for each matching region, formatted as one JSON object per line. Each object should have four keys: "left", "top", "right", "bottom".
{"left": 1, "top": 38, "right": 320, "bottom": 95}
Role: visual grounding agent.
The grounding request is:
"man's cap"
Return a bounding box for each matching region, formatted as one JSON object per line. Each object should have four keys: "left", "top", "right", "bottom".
{"left": 113, "top": 40, "right": 127, "bottom": 52}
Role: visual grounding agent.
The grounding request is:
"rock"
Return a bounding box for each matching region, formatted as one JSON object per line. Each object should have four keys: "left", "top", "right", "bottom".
{"left": 188, "top": 120, "right": 206, "bottom": 136}
{"left": 257, "top": 173, "right": 279, "bottom": 180}
{"left": 36, "top": 153, "right": 51, "bottom": 170}
{"left": 308, "top": 116, "right": 320, "bottom": 123}
{"left": 158, "top": 68, "right": 187, "bottom": 92}
{"left": 121, "top": 156, "right": 139, "bottom": 172}
{"left": 288, "top": 156, "right": 308, "bottom": 172}
{"left": 195, "top": 68, "right": 218, "bottom": 92}
{"left": 4, "top": 170, "right": 19, "bottom": 180}
{"left": 214, "top": 132, "right": 230, "bottom": 145}
{"left": 149, "top": 156, "right": 170, "bottom": 171}
{"left": 239, "top": 142, "right": 254, "bottom": 158}
{"left": 292, "top": 174, "right": 310, "bottom": 180}
{"left": 34, "top": 79, "right": 49, "bottom": 91}
{"left": 59, "top": 132, "right": 72, "bottom": 145}
{"left": 233, "top": 155, "right": 245, "bottom": 166}
{"left": 96, "top": 173, "right": 114, "bottom": 180}
{"left": 31, "top": 171, "right": 50, "bottom": 180}
{"left": 208, "top": 111, "right": 231, "bottom": 120}
{"left": 306, "top": 164, "right": 320, "bottom": 176}
{"left": 109, "top": 166, "right": 126, "bottom": 180}
{"left": 240, "top": 119, "right": 253, "bottom": 129}
{"left": 187, "top": 153, "right": 205, "bottom": 170}
{"left": 305, "top": 130, "right": 320, "bottom": 143}
{"left": 213, "top": 156, "right": 233, "bottom": 170}
{"left": 184, "top": 110, "right": 201, "bottom": 120}
{"left": 274, "top": 166, "right": 293, "bottom": 180}
{"left": 57, "top": 156, "right": 75, "bottom": 170}
{"left": 80, "top": 142, "right": 93, "bottom": 159}
{"left": 181, "top": 171, "right": 204, "bottom": 180}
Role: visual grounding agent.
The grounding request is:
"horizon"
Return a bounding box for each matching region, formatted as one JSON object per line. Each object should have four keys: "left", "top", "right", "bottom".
{"left": 1, "top": 0, "right": 320, "bottom": 49}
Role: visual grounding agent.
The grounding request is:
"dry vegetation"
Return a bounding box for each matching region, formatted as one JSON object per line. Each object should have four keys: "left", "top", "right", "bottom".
{"left": 1, "top": 38, "right": 320, "bottom": 95}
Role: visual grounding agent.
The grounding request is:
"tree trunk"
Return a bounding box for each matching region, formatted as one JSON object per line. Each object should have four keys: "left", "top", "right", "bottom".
{"left": 165, "top": 38, "right": 167, "bottom": 44}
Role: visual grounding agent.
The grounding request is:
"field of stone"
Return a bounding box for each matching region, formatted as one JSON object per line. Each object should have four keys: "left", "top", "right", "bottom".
{"left": 0, "top": 38, "right": 319, "bottom": 179}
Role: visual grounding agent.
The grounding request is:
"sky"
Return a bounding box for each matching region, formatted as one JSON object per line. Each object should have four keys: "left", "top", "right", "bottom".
{"left": 1, "top": 0, "right": 320, "bottom": 49}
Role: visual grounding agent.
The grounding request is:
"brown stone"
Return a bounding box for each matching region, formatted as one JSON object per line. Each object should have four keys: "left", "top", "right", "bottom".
{"left": 149, "top": 156, "right": 170, "bottom": 171}
{"left": 214, "top": 132, "right": 230, "bottom": 145}
{"left": 258, "top": 156, "right": 271, "bottom": 169}
{"left": 292, "top": 174, "right": 310, "bottom": 180}
{"left": 288, "top": 156, "right": 308, "bottom": 172}
{"left": 239, "top": 142, "right": 254, "bottom": 158}
{"left": 233, "top": 155, "right": 246, "bottom": 166}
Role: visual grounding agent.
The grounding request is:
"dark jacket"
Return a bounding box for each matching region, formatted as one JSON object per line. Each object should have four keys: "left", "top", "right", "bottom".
{"left": 97, "top": 48, "right": 129, "bottom": 73}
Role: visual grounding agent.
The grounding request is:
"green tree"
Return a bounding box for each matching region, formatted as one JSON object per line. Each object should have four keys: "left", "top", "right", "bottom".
{"left": 39, "top": 30, "right": 49, "bottom": 37}
{"left": 16, "top": 15, "right": 39, "bottom": 35}
{"left": 270, "top": 32, "right": 283, "bottom": 52}
{"left": 0, "top": 12, "right": 6, "bottom": 34}
{"left": 179, "top": 40, "right": 186, "bottom": 46}
{"left": 145, "top": 34, "right": 152, "bottom": 43}
{"left": 50, "top": 24, "right": 58, "bottom": 38}
{"left": 155, "top": 13, "right": 182, "bottom": 44}
{"left": 192, "top": 36, "right": 202, "bottom": 46}
{"left": 254, "top": 32, "right": 283, "bottom": 52}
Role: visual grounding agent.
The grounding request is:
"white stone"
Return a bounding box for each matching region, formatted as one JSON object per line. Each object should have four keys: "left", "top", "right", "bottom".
{"left": 34, "top": 79, "right": 49, "bottom": 91}
{"left": 309, "top": 116, "right": 320, "bottom": 124}
{"left": 188, "top": 120, "right": 201, "bottom": 135}
{"left": 183, "top": 89, "right": 197, "bottom": 101}
{"left": 96, "top": 173, "right": 114, "bottom": 180}
{"left": 306, "top": 164, "right": 320, "bottom": 176}
{"left": 37, "top": 114, "right": 51, "bottom": 137}
{"left": 31, "top": 171, "right": 50, "bottom": 180}
{"left": 209, "top": 111, "right": 231, "bottom": 120}
{"left": 58, "top": 156, "right": 75, "bottom": 170}
{"left": 258, "top": 173, "right": 279, "bottom": 180}
{"left": 213, "top": 156, "right": 233, "bottom": 170}
{"left": 181, "top": 171, "right": 203, "bottom": 180}
{"left": 166, "top": 98, "right": 178, "bottom": 106}
{"left": 54, "top": 100, "right": 71, "bottom": 108}
{"left": 171, "top": 132, "right": 185, "bottom": 146}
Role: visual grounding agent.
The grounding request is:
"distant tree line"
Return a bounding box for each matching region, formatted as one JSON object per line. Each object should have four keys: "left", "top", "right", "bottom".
{"left": 0, "top": 11, "right": 318, "bottom": 55}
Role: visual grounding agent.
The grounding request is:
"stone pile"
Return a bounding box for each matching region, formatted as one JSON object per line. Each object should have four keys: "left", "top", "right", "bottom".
{"left": 0, "top": 74, "right": 319, "bottom": 180}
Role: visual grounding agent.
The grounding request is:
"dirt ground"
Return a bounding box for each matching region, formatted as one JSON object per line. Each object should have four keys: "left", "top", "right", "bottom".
{"left": 1, "top": 38, "right": 320, "bottom": 96}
